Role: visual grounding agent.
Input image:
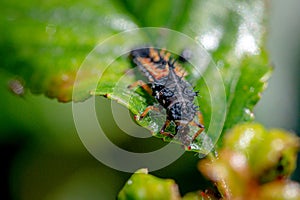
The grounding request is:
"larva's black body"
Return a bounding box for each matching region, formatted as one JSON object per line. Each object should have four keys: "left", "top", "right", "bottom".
{"left": 129, "top": 47, "right": 204, "bottom": 145}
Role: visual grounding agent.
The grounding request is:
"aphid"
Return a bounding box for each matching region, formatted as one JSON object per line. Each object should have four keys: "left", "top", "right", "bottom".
{"left": 128, "top": 47, "right": 204, "bottom": 145}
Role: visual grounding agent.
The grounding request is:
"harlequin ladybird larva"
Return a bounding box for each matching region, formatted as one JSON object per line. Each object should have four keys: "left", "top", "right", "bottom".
{"left": 128, "top": 47, "right": 204, "bottom": 146}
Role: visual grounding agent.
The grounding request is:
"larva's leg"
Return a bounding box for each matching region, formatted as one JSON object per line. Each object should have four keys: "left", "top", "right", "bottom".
{"left": 129, "top": 81, "right": 157, "bottom": 121}
{"left": 159, "top": 120, "right": 174, "bottom": 138}
{"left": 190, "top": 121, "right": 205, "bottom": 141}
{"left": 138, "top": 106, "right": 160, "bottom": 120}
{"left": 189, "top": 111, "right": 205, "bottom": 141}
{"left": 128, "top": 80, "right": 152, "bottom": 95}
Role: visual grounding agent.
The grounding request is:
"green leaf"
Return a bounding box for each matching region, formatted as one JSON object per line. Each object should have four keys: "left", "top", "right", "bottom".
{"left": 88, "top": 0, "right": 272, "bottom": 152}
{"left": 221, "top": 51, "right": 272, "bottom": 135}
{"left": 90, "top": 43, "right": 220, "bottom": 154}
{"left": 113, "top": 0, "right": 192, "bottom": 31}
{"left": 0, "top": 0, "right": 137, "bottom": 102}
{"left": 1, "top": 0, "right": 272, "bottom": 151}
{"left": 181, "top": 0, "right": 272, "bottom": 144}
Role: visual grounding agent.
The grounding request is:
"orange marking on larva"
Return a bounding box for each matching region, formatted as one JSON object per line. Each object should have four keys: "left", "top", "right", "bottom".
{"left": 146, "top": 63, "right": 169, "bottom": 79}
{"left": 174, "top": 63, "right": 187, "bottom": 77}
{"left": 159, "top": 49, "right": 166, "bottom": 58}
{"left": 137, "top": 57, "right": 170, "bottom": 80}
{"left": 138, "top": 57, "right": 151, "bottom": 65}
{"left": 164, "top": 52, "right": 171, "bottom": 62}
{"left": 150, "top": 47, "right": 160, "bottom": 62}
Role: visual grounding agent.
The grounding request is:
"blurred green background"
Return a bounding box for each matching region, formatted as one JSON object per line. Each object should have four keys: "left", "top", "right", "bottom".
{"left": 0, "top": 0, "right": 299, "bottom": 199}
{"left": 255, "top": 0, "right": 300, "bottom": 183}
